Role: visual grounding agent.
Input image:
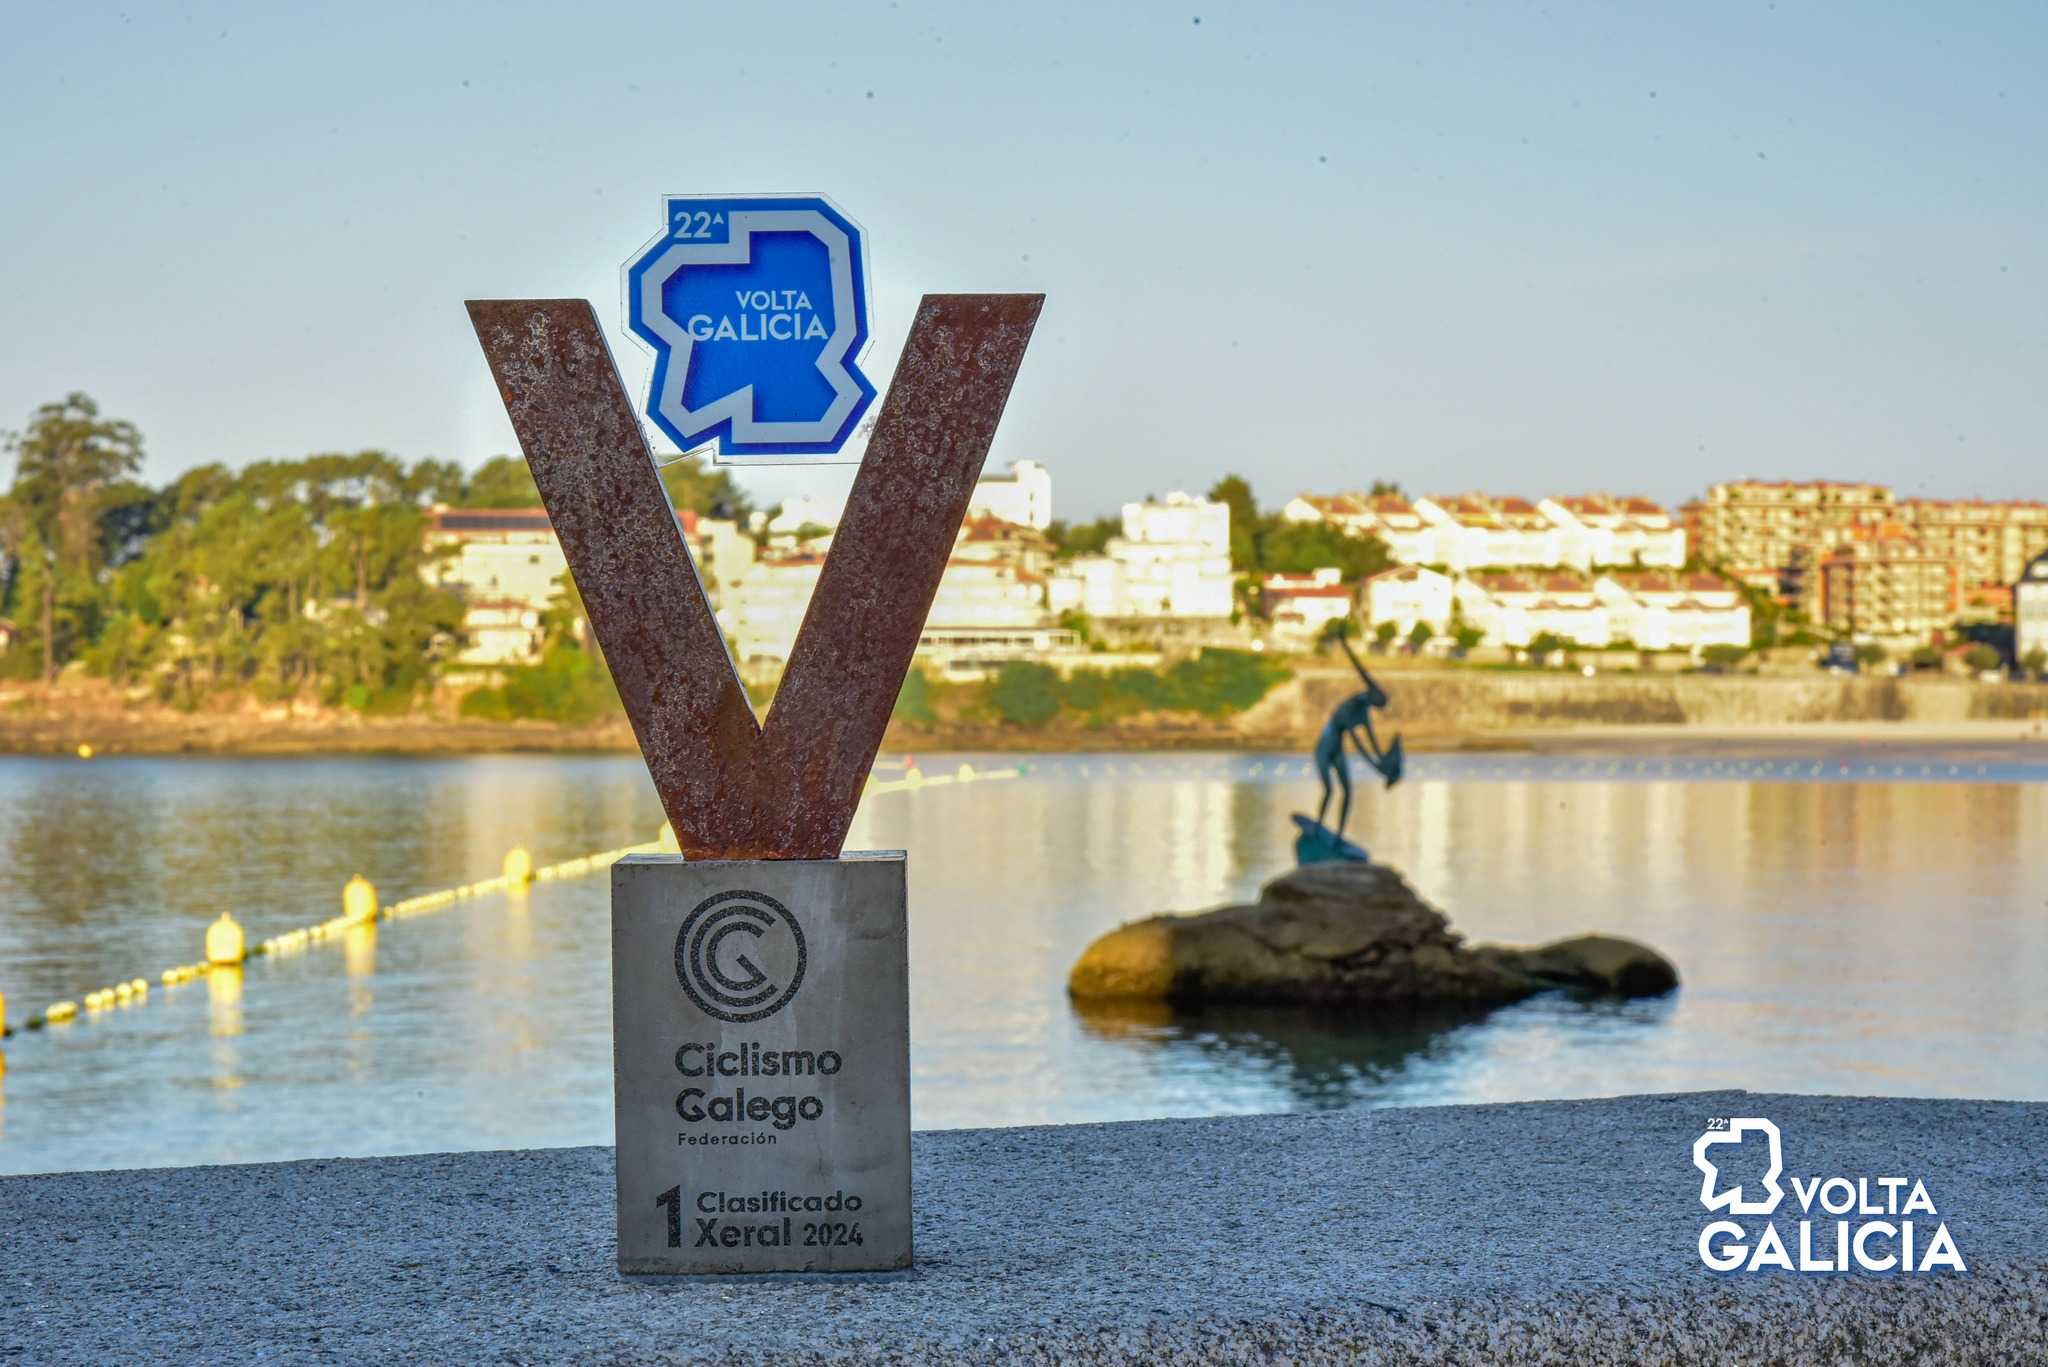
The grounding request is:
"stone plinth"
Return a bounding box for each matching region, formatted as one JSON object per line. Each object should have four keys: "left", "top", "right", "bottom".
{"left": 612, "top": 853, "right": 910, "bottom": 1274}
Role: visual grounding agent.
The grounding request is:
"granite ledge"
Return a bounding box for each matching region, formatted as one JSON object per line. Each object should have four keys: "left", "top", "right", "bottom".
{"left": 2, "top": 1090, "right": 2043, "bottom": 1364}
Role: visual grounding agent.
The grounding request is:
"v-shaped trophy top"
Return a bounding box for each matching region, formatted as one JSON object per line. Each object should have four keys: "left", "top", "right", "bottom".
{"left": 466, "top": 294, "right": 1044, "bottom": 860}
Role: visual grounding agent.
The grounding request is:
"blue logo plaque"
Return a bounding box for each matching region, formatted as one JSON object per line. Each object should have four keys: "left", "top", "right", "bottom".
{"left": 623, "top": 194, "right": 876, "bottom": 462}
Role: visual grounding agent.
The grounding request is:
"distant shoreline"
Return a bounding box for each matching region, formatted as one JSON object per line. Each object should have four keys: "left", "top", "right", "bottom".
{"left": 4, "top": 706, "right": 2045, "bottom": 761}
{"left": 7, "top": 668, "right": 2046, "bottom": 760}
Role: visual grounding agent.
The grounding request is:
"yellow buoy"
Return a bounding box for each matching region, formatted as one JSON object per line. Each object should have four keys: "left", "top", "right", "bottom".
{"left": 76, "top": 743, "right": 94, "bottom": 760}
{"left": 205, "top": 912, "right": 246, "bottom": 966}
{"left": 131, "top": 978, "right": 148, "bottom": 997}
{"left": 503, "top": 846, "right": 534, "bottom": 888}
{"left": 46, "top": 1001, "right": 77, "bottom": 1023}
{"left": 0, "top": 989, "right": 6, "bottom": 1029}
{"left": 342, "top": 874, "right": 379, "bottom": 926}
{"left": 115, "top": 983, "right": 134, "bottom": 1003}
{"left": 162, "top": 969, "right": 179, "bottom": 986}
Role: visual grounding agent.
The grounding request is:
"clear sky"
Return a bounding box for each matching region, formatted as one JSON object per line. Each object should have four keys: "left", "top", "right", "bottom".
{"left": 1, "top": 1, "right": 2041, "bottom": 517}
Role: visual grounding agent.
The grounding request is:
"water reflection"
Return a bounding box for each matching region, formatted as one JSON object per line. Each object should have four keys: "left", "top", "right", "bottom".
{"left": 1071, "top": 998, "right": 1510, "bottom": 1109}
{"left": 0, "top": 751, "right": 2043, "bottom": 1174}
{"left": 207, "top": 965, "right": 243, "bottom": 1038}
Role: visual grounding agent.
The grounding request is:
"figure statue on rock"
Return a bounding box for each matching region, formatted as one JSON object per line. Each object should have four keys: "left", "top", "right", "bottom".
{"left": 1294, "top": 636, "right": 1404, "bottom": 866}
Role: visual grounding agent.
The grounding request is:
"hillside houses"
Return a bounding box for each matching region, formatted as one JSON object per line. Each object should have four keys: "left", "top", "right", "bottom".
{"left": 1365, "top": 565, "right": 1748, "bottom": 654}
{"left": 1283, "top": 491, "right": 1684, "bottom": 572}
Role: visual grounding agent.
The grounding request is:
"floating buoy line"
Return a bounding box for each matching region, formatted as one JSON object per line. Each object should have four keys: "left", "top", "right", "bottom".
{"left": 0, "top": 762, "right": 1020, "bottom": 1048}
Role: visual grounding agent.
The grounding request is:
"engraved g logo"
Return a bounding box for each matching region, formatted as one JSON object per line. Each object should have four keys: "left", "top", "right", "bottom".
{"left": 674, "top": 890, "right": 807, "bottom": 1022}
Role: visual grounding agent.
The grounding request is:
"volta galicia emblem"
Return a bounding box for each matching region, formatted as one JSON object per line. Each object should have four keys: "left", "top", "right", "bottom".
{"left": 674, "top": 890, "right": 808, "bottom": 1022}
{"left": 623, "top": 193, "right": 875, "bottom": 462}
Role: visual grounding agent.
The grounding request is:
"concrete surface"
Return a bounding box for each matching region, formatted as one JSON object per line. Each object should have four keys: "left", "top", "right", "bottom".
{"left": 2, "top": 1090, "right": 2043, "bottom": 1363}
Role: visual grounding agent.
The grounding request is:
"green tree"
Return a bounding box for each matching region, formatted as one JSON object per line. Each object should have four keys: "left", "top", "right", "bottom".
{"left": 1207, "top": 474, "right": 1260, "bottom": 570}
{"left": 1407, "top": 620, "right": 1435, "bottom": 651}
{"left": 1317, "top": 615, "right": 1355, "bottom": 648}
{"left": 1700, "top": 643, "right": 1750, "bottom": 671}
{"left": 2024, "top": 647, "right": 2047, "bottom": 679}
{"left": 459, "top": 455, "right": 544, "bottom": 507}
{"left": 1047, "top": 515, "right": 1121, "bottom": 559}
{"left": 1852, "top": 642, "right": 1887, "bottom": 668}
{"left": 1527, "top": 631, "right": 1567, "bottom": 660}
{"left": 0, "top": 393, "right": 146, "bottom": 680}
{"left": 1374, "top": 621, "right": 1398, "bottom": 647}
{"left": 658, "top": 454, "right": 751, "bottom": 521}
{"left": 1962, "top": 643, "right": 2002, "bottom": 674}
{"left": 893, "top": 667, "right": 937, "bottom": 726}
{"left": 1254, "top": 520, "right": 1391, "bottom": 581}
{"left": 988, "top": 661, "right": 1062, "bottom": 726}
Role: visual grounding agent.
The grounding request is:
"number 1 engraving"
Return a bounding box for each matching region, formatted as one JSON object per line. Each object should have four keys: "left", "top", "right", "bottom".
{"left": 655, "top": 1184, "right": 681, "bottom": 1247}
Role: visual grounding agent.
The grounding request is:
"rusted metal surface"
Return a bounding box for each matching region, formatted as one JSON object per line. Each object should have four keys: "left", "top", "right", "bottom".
{"left": 466, "top": 294, "right": 1042, "bottom": 859}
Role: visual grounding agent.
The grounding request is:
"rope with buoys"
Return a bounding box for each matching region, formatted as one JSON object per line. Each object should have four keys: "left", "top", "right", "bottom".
{"left": 0, "top": 761, "right": 1020, "bottom": 1045}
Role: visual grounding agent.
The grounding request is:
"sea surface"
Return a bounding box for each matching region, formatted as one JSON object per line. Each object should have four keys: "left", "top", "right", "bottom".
{"left": 1, "top": 749, "right": 2045, "bottom": 1175}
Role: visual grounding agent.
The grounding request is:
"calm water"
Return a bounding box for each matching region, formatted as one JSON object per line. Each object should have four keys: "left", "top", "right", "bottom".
{"left": 2, "top": 750, "right": 2045, "bottom": 1175}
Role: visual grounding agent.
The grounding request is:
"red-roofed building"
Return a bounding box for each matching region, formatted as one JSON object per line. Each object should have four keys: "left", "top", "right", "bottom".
{"left": 1260, "top": 567, "right": 1354, "bottom": 644}
{"left": 426, "top": 504, "right": 755, "bottom": 666}
{"left": 1279, "top": 491, "right": 1434, "bottom": 562}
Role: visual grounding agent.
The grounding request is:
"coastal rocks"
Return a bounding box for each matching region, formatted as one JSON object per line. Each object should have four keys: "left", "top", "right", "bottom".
{"left": 1067, "top": 862, "right": 1677, "bottom": 1009}
{"left": 1473, "top": 934, "right": 1680, "bottom": 999}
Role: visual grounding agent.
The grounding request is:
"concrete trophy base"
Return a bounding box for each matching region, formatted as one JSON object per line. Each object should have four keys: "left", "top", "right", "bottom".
{"left": 611, "top": 853, "right": 911, "bottom": 1274}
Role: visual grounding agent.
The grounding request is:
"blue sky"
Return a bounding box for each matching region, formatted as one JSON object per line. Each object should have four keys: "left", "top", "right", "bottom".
{"left": 0, "top": 1, "right": 2041, "bottom": 517}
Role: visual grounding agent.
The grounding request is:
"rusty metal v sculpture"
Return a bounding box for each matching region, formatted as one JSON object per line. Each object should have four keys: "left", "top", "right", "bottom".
{"left": 466, "top": 294, "right": 1043, "bottom": 860}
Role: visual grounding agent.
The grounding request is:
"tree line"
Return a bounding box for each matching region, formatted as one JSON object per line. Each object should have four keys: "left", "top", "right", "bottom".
{"left": 0, "top": 393, "right": 743, "bottom": 710}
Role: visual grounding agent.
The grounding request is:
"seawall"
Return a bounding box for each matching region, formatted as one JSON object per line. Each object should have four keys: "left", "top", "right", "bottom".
{"left": 1238, "top": 668, "right": 2048, "bottom": 743}
{"left": 1, "top": 1091, "right": 2040, "bottom": 1363}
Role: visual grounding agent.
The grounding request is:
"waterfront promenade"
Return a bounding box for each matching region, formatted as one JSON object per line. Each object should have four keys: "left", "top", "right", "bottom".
{"left": 2, "top": 1090, "right": 2039, "bottom": 1363}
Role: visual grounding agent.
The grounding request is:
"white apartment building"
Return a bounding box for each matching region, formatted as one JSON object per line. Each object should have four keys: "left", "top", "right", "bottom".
{"left": 1286, "top": 490, "right": 1685, "bottom": 572}
{"left": 2019, "top": 550, "right": 2048, "bottom": 666}
{"left": 427, "top": 506, "right": 755, "bottom": 668}
{"left": 1414, "top": 496, "right": 1563, "bottom": 572}
{"left": 927, "top": 561, "right": 1049, "bottom": 632}
{"left": 721, "top": 552, "right": 825, "bottom": 666}
{"left": 1261, "top": 568, "right": 1354, "bottom": 644}
{"left": 731, "top": 515, "right": 1065, "bottom": 673}
{"left": 1592, "top": 571, "right": 1749, "bottom": 652}
{"left": 1364, "top": 565, "right": 1749, "bottom": 654}
{"left": 760, "top": 459, "right": 1053, "bottom": 550}
{"left": 426, "top": 508, "right": 565, "bottom": 610}
{"left": 1279, "top": 493, "right": 1435, "bottom": 563}
{"left": 966, "top": 459, "right": 1053, "bottom": 531}
{"left": 1454, "top": 570, "right": 1610, "bottom": 648}
{"left": 1048, "top": 492, "right": 1235, "bottom": 622}
{"left": 458, "top": 602, "right": 546, "bottom": 668}
{"left": 1539, "top": 495, "right": 1686, "bottom": 569}
{"left": 761, "top": 493, "right": 845, "bottom": 548}
{"left": 1364, "top": 565, "right": 1456, "bottom": 637}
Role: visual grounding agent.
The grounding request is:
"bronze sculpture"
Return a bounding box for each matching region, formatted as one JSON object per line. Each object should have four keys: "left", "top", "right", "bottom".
{"left": 1295, "top": 636, "right": 1403, "bottom": 865}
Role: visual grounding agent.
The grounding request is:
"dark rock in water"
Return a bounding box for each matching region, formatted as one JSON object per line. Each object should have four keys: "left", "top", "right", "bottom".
{"left": 1474, "top": 935, "right": 1681, "bottom": 999}
{"left": 1067, "top": 862, "right": 1679, "bottom": 1009}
